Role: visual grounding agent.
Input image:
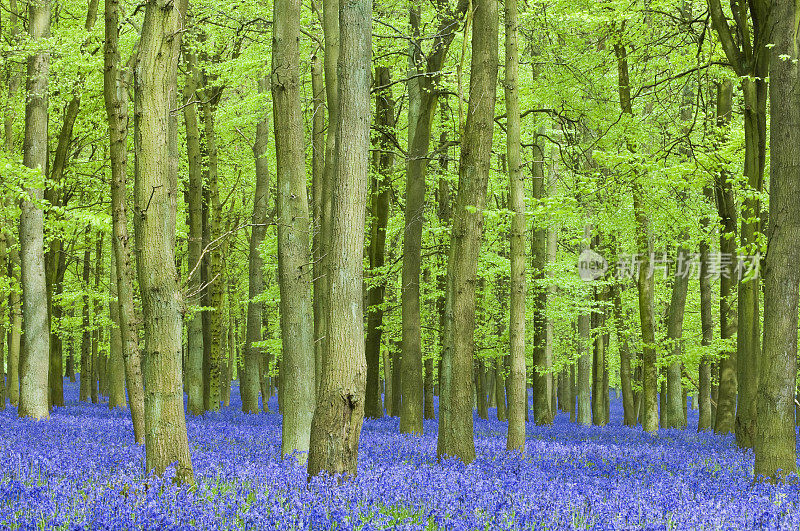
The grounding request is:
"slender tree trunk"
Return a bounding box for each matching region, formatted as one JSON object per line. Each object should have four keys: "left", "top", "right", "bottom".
{"left": 754, "top": 5, "right": 799, "bottom": 480}
{"left": 698, "top": 192, "right": 714, "bottom": 431}
{"left": 592, "top": 284, "right": 608, "bottom": 426}
{"left": 307, "top": 0, "right": 371, "bottom": 477}
{"left": 714, "top": 80, "right": 738, "bottom": 435}
{"left": 439, "top": 0, "right": 498, "bottom": 463}
{"left": 104, "top": 0, "right": 145, "bottom": 442}
{"left": 365, "top": 66, "right": 394, "bottom": 419}
{"left": 311, "top": 49, "right": 325, "bottom": 401}
{"left": 17, "top": 0, "right": 51, "bottom": 421}
{"left": 182, "top": 47, "right": 205, "bottom": 416}
{"left": 504, "top": 0, "right": 526, "bottom": 449}
{"left": 663, "top": 246, "right": 690, "bottom": 428}
{"left": 80, "top": 232, "right": 92, "bottom": 402}
{"left": 8, "top": 254, "right": 22, "bottom": 404}
{"left": 495, "top": 358, "right": 506, "bottom": 421}
{"left": 475, "top": 359, "right": 488, "bottom": 419}
{"left": 612, "top": 283, "right": 635, "bottom": 426}
{"left": 91, "top": 234, "right": 103, "bottom": 404}
{"left": 133, "top": 0, "right": 193, "bottom": 483}
{"left": 242, "top": 77, "right": 270, "bottom": 414}
{"left": 577, "top": 304, "right": 592, "bottom": 426}
{"left": 615, "top": 42, "right": 657, "bottom": 433}
{"left": 273, "top": 0, "right": 316, "bottom": 458}
{"left": 531, "top": 138, "right": 550, "bottom": 426}
{"left": 108, "top": 254, "right": 127, "bottom": 409}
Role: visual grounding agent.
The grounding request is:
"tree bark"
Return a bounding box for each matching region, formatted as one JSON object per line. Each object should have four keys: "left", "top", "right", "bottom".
{"left": 615, "top": 42, "right": 657, "bottom": 433}
{"left": 754, "top": 3, "right": 799, "bottom": 480}
{"left": 439, "top": 0, "right": 498, "bottom": 463}
{"left": 307, "top": 0, "right": 371, "bottom": 477}
{"left": 273, "top": 0, "right": 316, "bottom": 459}
{"left": 133, "top": 0, "right": 194, "bottom": 483}
{"left": 505, "top": 0, "right": 525, "bottom": 449}
{"left": 714, "top": 80, "right": 738, "bottom": 435}
{"left": 80, "top": 231, "right": 92, "bottom": 402}
{"left": 664, "top": 247, "right": 690, "bottom": 428}
{"left": 531, "top": 138, "right": 551, "bottom": 426}
{"left": 698, "top": 220, "right": 713, "bottom": 431}
{"left": 104, "top": 0, "right": 145, "bottom": 442}
{"left": 17, "top": 0, "right": 51, "bottom": 421}
{"left": 182, "top": 46, "right": 205, "bottom": 416}
{"left": 91, "top": 234, "right": 103, "bottom": 404}
{"left": 242, "top": 77, "right": 270, "bottom": 414}
{"left": 400, "top": 0, "right": 466, "bottom": 436}
{"left": 311, "top": 49, "right": 325, "bottom": 401}
{"left": 365, "top": 65, "right": 394, "bottom": 419}
{"left": 108, "top": 253, "right": 127, "bottom": 409}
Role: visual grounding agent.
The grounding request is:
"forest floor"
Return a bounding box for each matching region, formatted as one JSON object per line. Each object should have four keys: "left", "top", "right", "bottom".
{"left": 1, "top": 380, "right": 799, "bottom": 530}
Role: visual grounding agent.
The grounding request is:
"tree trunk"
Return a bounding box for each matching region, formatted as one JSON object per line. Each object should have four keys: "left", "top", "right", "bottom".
{"left": 400, "top": 2, "right": 465, "bottom": 436}
{"left": 714, "top": 80, "right": 738, "bottom": 435}
{"left": 505, "top": 0, "right": 526, "bottom": 450}
{"left": 615, "top": 42, "right": 657, "bottom": 433}
{"left": 698, "top": 192, "right": 714, "bottom": 431}
{"left": 311, "top": 49, "right": 325, "bottom": 401}
{"left": 754, "top": 5, "right": 799, "bottom": 480}
{"left": 241, "top": 77, "right": 270, "bottom": 414}
{"left": 576, "top": 305, "right": 592, "bottom": 426}
{"left": 17, "top": 0, "right": 51, "bottom": 421}
{"left": 108, "top": 254, "right": 127, "bottom": 409}
{"left": 475, "top": 359, "right": 488, "bottom": 419}
{"left": 531, "top": 137, "right": 550, "bottom": 426}
{"left": 182, "top": 46, "right": 205, "bottom": 416}
{"left": 365, "top": 66, "right": 394, "bottom": 419}
{"left": 104, "top": 0, "right": 145, "bottom": 441}
{"left": 439, "top": 0, "right": 498, "bottom": 463}
{"left": 91, "top": 234, "right": 103, "bottom": 404}
{"left": 612, "top": 283, "right": 636, "bottom": 426}
{"left": 495, "top": 359, "right": 506, "bottom": 421}
{"left": 273, "top": 0, "right": 316, "bottom": 459}
{"left": 80, "top": 232, "right": 92, "bottom": 402}
{"left": 7, "top": 250, "right": 22, "bottom": 404}
{"left": 307, "top": 0, "right": 371, "bottom": 477}
{"left": 664, "top": 246, "right": 690, "bottom": 428}
{"left": 133, "top": 0, "right": 194, "bottom": 483}
{"left": 592, "top": 284, "right": 608, "bottom": 426}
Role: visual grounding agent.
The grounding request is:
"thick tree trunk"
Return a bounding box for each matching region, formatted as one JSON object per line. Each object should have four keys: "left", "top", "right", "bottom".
{"left": 365, "top": 66, "right": 394, "bottom": 419}
{"left": 133, "top": 0, "right": 193, "bottom": 483}
{"left": 714, "top": 80, "right": 738, "bottom": 435}
{"left": 273, "top": 0, "right": 316, "bottom": 459}
{"left": 17, "top": 0, "right": 51, "bottom": 421}
{"left": 242, "top": 77, "right": 270, "bottom": 414}
{"left": 754, "top": 6, "right": 799, "bottom": 480}
{"left": 439, "top": 0, "right": 498, "bottom": 463}
{"left": 104, "top": 0, "right": 145, "bottom": 442}
{"left": 307, "top": 0, "right": 371, "bottom": 477}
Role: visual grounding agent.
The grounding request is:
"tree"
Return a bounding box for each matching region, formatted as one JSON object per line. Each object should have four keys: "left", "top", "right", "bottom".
{"left": 706, "top": 0, "right": 770, "bottom": 449}
{"left": 307, "top": 0, "right": 371, "bottom": 477}
{"left": 17, "top": 0, "right": 51, "bottom": 421}
{"left": 133, "top": 0, "right": 193, "bottom": 483}
{"left": 400, "top": 0, "right": 466, "bottom": 435}
{"left": 754, "top": 0, "right": 799, "bottom": 481}
{"left": 365, "top": 65, "right": 395, "bottom": 419}
{"left": 241, "top": 76, "right": 271, "bottom": 414}
{"left": 438, "top": 0, "right": 498, "bottom": 463}
{"left": 505, "top": 0, "right": 526, "bottom": 449}
{"left": 104, "top": 0, "right": 145, "bottom": 441}
{"left": 273, "top": 0, "right": 316, "bottom": 458}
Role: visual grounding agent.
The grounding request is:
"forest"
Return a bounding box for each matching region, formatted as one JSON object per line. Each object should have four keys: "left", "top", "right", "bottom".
{"left": 2, "top": 0, "right": 800, "bottom": 526}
